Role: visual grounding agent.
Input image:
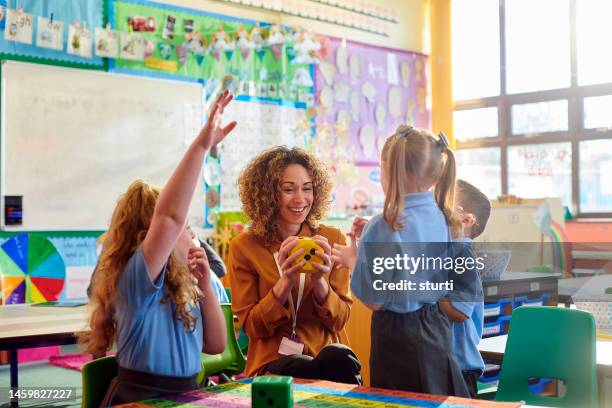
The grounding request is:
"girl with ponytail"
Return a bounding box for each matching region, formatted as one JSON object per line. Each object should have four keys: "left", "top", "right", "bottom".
{"left": 349, "top": 125, "right": 469, "bottom": 396}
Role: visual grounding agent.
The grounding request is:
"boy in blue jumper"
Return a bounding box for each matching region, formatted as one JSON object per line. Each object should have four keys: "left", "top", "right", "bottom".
{"left": 439, "top": 179, "right": 491, "bottom": 398}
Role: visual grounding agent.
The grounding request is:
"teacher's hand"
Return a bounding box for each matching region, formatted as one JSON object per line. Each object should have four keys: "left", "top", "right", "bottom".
{"left": 311, "top": 235, "right": 332, "bottom": 281}
{"left": 278, "top": 236, "right": 304, "bottom": 286}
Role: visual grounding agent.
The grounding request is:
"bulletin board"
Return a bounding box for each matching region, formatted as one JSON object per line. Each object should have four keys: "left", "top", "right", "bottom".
{"left": 0, "top": 0, "right": 105, "bottom": 67}
{"left": 109, "top": 0, "right": 313, "bottom": 106}
{"left": 1, "top": 60, "right": 205, "bottom": 230}
{"left": 314, "top": 37, "right": 429, "bottom": 165}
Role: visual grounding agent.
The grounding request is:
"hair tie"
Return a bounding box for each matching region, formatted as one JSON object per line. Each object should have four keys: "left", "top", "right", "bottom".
{"left": 437, "top": 131, "right": 450, "bottom": 150}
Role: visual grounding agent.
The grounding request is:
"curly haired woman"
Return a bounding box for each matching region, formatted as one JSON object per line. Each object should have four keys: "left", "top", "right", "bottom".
{"left": 228, "top": 146, "right": 361, "bottom": 384}
{"left": 81, "top": 90, "right": 236, "bottom": 405}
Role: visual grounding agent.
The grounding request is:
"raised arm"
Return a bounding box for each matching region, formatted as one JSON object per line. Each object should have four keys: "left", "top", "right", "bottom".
{"left": 143, "top": 91, "right": 236, "bottom": 280}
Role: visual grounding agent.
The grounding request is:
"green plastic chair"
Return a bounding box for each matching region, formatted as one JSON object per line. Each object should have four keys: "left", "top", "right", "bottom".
{"left": 81, "top": 355, "right": 118, "bottom": 408}
{"left": 495, "top": 306, "right": 598, "bottom": 407}
{"left": 197, "top": 303, "right": 247, "bottom": 385}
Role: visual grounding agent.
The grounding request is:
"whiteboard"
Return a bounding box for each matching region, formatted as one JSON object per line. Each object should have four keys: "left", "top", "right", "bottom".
{"left": 1, "top": 61, "right": 205, "bottom": 230}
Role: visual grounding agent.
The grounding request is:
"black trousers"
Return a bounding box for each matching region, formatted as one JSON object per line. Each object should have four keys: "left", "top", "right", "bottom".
{"left": 462, "top": 369, "right": 481, "bottom": 399}
{"left": 371, "top": 304, "right": 470, "bottom": 397}
{"left": 264, "top": 343, "right": 362, "bottom": 385}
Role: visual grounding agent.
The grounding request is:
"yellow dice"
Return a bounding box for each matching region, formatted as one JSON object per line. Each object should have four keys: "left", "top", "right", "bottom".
{"left": 290, "top": 237, "right": 323, "bottom": 273}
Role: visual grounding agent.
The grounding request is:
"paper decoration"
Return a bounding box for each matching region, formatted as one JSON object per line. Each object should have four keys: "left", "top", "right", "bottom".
{"left": 319, "top": 60, "right": 336, "bottom": 86}
{"left": 67, "top": 23, "right": 93, "bottom": 58}
{"left": 333, "top": 81, "right": 350, "bottom": 103}
{"left": 266, "top": 24, "right": 285, "bottom": 60}
{"left": 387, "top": 52, "right": 399, "bottom": 85}
{"left": 388, "top": 87, "right": 402, "bottom": 118}
{"left": 5, "top": 8, "right": 33, "bottom": 44}
{"left": 401, "top": 61, "right": 410, "bottom": 87}
{"left": 127, "top": 15, "right": 156, "bottom": 32}
{"left": 293, "top": 30, "right": 321, "bottom": 64}
{"left": 120, "top": 32, "right": 145, "bottom": 61}
{"left": 234, "top": 25, "right": 254, "bottom": 60}
{"left": 361, "top": 81, "right": 376, "bottom": 102}
{"left": 319, "top": 86, "right": 334, "bottom": 114}
{"left": 95, "top": 27, "right": 119, "bottom": 58}
{"left": 377, "top": 132, "right": 387, "bottom": 155}
{"left": 336, "top": 109, "right": 350, "bottom": 129}
{"left": 210, "top": 28, "right": 234, "bottom": 61}
{"left": 336, "top": 42, "right": 348, "bottom": 74}
{"left": 36, "top": 16, "right": 63, "bottom": 50}
{"left": 359, "top": 124, "right": 376, "bottom": 158}
{"left": 162, "top": 15, "right": 176, "bottom": 40}
{"left": 292, "top": 67, "right": 313, "bottom": 87}
{"left": 0, "top": 234, "right": 66, "bottom": 304}
{"left": 350, "top": 90, "right": 360, "bottom": 122}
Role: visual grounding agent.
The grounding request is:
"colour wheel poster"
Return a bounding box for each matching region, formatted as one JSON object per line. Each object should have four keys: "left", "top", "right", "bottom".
{"left": 0, "top": 233, "right": 66, "bottom": 304}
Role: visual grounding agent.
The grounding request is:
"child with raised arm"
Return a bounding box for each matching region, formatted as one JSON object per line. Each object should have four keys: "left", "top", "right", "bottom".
{"left": 82, "top": 90, "right": 236, "bottom": 405}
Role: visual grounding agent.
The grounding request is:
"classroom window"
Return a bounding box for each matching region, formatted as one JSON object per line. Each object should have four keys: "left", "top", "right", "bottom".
{"left": 452, "top": 0, "right": 612, "bottom": 217}
{"left": 579, "top": 139, "right": 612, "bottom": 213}
{"left": 455, "top": 148, "right": 502, "bottom": 199}
{"left": 505, "top": 0, "right": 571, "bottom": 94}
{"left": 511, "top": 100, "right": 568, "bottom": 135}
{"left": 576, "top": 0, "right": 612, "bottom": 86}
{"left": 507, "top": 143, "right": 572, "bottom": 208}
{"left": 451, "top": 0, "right": 500, "bottom": 100}
{"left": 453, "top": 107, "right": 498, "bottom": 141}
{"left": 583, "top": 95, "right": 612, "bottom": 130}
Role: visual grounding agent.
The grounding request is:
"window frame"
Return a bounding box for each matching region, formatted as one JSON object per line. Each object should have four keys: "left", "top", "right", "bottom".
{"left": 453, "top": 0, "right": 612, "bottom": 218}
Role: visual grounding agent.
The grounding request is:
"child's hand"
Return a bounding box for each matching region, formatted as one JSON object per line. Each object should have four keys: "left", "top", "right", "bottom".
{"left": 188, "top": 246, "right": 211, "bottom": 289}
{"left": 350, "top": 216, "right": 368, "bottom": 241}
{"left": 332, "top": 242, "right": 357, "bottom": 271}
{"left": 198, "top": 89, "right": 237, "bottom": 151}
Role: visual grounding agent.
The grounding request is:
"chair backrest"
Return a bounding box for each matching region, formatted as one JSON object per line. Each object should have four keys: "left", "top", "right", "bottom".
{"left": 495, "top": 306, "right": 598, "bottom": 407}
{"left": 81, "top": 355, "right": 118, "bottom": 408}
{"left": 197, "top": 303, "right": 246, "bottom": 384}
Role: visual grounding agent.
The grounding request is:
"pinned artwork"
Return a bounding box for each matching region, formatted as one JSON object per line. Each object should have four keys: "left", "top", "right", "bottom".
{"left": 319, "top": 86, "right": 334, "bottom": 114}
{"left": 359, "top": 124, "right": 376, "bottom": 159}
{"left": 67, "top": 22, "right": 93, "bottom": 58}
{"left": 336, "top": 109, "right": 350, "bottom": 129}
{"left": 388, "top": 87, "right": 402, "bottom": 118}
{"left": 361, "top": 81, "right": 376, "bottom": 103}
{"left": 401, "top": 61, "right": 410, "bottom": 87}
{"left": 162, "top": 15, "right": 176, "bottom": 40}
{"left": 292, "top": 67, "right": 314, "bottom": 87}
{"left": 374, "top": 102, "right": 386, "bottom": 131}
{"left": 234, "top": 25, "right": 254, "bottom": 60}
{"left": 350, "top": 90, "right": 360, "bottom": 122}
{"left": 119, "top": 32, "right": 145, "bottom": 61}
{"left": 5, "top": 8, "right": 33, "bottom": 44}
{"left": 36, "top": 16, "right": 63, "bottom": 50}
{"left": 333, "top": 81, "right": 350, "bottom": 103}
{"left": 377, "top": 133, "right": 387, "bottom": 156}
{"left": 319, "top": 60, "right": 336, "bottom": 86}
{"left": 336, "top": 42, "right": 348, "bottom": 74}
{"left": 210, "top": 28, "right": 234, "bottom": 61}
{"left": 95, "top": 26, "right": 119, "bottom": 58}
{"left": 266, "top": 24, "right": 285, "bottom": 60}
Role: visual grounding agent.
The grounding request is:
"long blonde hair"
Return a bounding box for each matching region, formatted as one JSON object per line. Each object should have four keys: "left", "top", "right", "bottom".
{"left": 381, "top": 125, "right": 458, "bottom": 230}
{"left": 79, "top": 180, "right": 201, "bottom": 356}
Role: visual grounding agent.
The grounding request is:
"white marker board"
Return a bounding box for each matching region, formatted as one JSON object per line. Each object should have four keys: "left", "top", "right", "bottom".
{"left": 1, "top": 61, "right": 205, "bottom": 230}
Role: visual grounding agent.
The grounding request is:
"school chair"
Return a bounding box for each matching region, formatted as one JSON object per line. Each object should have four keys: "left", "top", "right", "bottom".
{"left": 197, "top": 303, "right": 247, "bottom": 386}
{"left": 495, "top": 306, "right": 598, "bottom": 408}
{"left": 81, "top": 355, "right": 118, "bottom": 408}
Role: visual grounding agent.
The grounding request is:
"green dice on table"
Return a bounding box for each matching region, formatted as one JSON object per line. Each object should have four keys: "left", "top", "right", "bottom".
{"left": 252, "top": 375, "right": 294, "bottom": 408}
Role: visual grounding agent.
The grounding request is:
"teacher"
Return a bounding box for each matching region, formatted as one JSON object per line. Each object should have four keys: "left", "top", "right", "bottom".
{"left": 228, "top": 146, "right": 361, "bottom": 384}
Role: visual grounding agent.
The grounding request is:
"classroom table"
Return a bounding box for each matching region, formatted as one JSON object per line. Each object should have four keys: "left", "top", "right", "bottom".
{"left": 113, "top": 378, "right": 530, "bottom": 407}
{"left": 478, "top": 333, "right": 612, "bottom": 407}
{"left": 0, "top": 303, "right": 88, "bottom": 404}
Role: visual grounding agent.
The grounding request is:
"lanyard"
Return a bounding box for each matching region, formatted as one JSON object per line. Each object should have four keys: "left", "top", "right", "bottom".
{"left": 273, "top": 251, "right": 305, "bottom": 337}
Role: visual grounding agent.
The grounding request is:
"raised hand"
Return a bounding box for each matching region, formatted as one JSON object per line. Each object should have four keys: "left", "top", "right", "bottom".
{"left": 198, "top": 90, "right": 237, "bottom": 151}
